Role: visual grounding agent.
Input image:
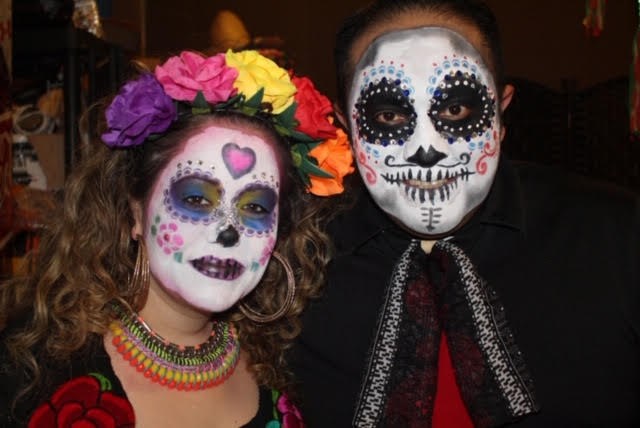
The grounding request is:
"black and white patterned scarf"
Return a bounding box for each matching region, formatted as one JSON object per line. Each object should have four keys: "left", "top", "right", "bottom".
{"left": 353, "top": 239, "right": 539, "bottom": 427}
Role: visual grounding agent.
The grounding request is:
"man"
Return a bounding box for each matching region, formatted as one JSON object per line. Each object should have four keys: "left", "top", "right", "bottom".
{"left": 292, "top": 0, "right": 640, "bottom": 426}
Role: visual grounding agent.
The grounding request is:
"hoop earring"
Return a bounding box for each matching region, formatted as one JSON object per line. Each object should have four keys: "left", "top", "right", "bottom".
{"left": 130, "top": 235, "right": 150, "bottom": 310}
{"left": 239, "top": 251, "right": 295, "bottom": 323}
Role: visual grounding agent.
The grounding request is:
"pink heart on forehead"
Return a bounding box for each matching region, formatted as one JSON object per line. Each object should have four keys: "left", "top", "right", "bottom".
{"left": 222, "top": 142, "right": 256, "bottom": 178}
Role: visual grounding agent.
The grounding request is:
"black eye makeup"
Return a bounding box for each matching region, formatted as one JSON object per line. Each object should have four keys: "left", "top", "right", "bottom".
{"left": 355, "top": 77, "right": 417, "bottom": 146}
{"left": 428, "top": 71, "right": 495, "bottom": 142}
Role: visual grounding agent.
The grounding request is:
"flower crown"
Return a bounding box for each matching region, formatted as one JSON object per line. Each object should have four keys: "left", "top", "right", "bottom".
{"left": 102, "top": 50, "right": 354, "bottom": 196}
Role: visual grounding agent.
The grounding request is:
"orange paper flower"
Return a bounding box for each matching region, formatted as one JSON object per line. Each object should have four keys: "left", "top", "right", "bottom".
{"left": 308, "top": 128, "right": 355, "bottom": 196}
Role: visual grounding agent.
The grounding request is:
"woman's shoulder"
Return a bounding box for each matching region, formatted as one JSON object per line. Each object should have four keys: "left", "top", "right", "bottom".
{"left": 0, "top": 333, "right": 133, "bottom": 427}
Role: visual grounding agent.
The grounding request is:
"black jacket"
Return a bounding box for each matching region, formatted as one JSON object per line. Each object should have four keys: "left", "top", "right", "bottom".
{"left": 292, "top": 159, "right": 640, "bottom": 427}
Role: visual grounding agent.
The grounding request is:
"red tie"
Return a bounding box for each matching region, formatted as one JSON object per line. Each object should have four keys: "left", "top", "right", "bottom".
{"left": 433, "top": 332, "right": 474, "bottom": 428}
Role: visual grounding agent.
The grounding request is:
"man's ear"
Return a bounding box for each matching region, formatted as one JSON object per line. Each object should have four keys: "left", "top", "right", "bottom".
{"left": 499, "top": 84, "right": 515, "bottom": 142}
{"left": 500, "top": 84, "right": 515, "bottom": 113}
{"left": 130, "top": 199, "right": 144, "bottom": 240}
{"left": 333, "top": 102, "right": 348, "bottom": 130}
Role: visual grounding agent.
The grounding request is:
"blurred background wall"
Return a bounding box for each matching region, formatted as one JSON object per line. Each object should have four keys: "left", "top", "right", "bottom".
{"left": 107, "top": 0, "right": 640, "bottom": 188}
{"left": 111, "top": 0, "right": 638, "bottom": 97}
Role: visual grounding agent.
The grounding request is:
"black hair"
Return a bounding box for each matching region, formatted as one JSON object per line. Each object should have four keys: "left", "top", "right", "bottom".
{"left": 335, "top": 0, "right": 504, "bottom": 114}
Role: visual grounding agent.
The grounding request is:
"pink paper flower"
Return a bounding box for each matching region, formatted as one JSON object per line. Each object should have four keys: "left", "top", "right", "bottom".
{"left": 277, "top": 393, "right": 304, "bottom": 428}
{"left": 155, "top": 51, "right": 238, "bottom": 103}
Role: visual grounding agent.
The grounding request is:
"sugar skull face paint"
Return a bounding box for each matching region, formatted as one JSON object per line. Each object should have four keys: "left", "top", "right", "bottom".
{"left": 349, "top": 27, "right": 501, "bottom": 235}
{"left": 144, "top": 125, "right": 280, "bottom": 313}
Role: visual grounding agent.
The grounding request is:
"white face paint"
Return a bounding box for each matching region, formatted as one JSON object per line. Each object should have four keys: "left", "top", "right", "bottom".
{"left": 144, "top": 125, "right": 280, "bottom": 313}
{"left": 348, "top": 27, "right": 501, "bottom": 235}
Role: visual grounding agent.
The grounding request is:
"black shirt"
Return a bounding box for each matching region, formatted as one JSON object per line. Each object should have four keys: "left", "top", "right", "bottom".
{"left": 292, "top": 159, "right": 640, "bottom": 427}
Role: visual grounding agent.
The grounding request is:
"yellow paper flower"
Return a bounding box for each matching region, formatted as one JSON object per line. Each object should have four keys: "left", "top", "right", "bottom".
{"left": 308, "top": 128, "right": 355, "bottom": 196}
{"left": 225, "top": 49, "right": 296, "bottom": 114}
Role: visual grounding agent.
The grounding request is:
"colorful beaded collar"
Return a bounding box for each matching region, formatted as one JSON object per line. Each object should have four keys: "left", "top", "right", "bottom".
{"left": 109, "top": 304, "right": 240, "bottom": 391}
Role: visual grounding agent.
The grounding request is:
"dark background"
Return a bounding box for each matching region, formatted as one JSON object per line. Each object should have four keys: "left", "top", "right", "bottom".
{"left": 127, "top": 0, "right": 639, "bottom": 97}
{"left": 130, "top": 0, "right": 640, "bottom": 187}
{"left": 11, "top": 0, "right": 640, "bottom": 189}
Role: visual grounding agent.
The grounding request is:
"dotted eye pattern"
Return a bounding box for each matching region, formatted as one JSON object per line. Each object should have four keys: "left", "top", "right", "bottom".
{"left": 230, "top": 181, "right": 278, "bottom": 237}
{"left": 355, "top": 76, "right": 417, "bottom": 147}
{"left": 428, "top": 70, "right": 495, "bottom": 143}
{"left": 163, "top": 167, "right": 226, "bottom": 225}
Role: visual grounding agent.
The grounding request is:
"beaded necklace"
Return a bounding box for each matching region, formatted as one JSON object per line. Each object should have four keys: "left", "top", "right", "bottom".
{"left": 109, "top": 305, "right": 240, "bottom": 391}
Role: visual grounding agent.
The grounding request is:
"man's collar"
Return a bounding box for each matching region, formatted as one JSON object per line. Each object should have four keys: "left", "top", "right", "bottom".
{"left": 328, "top": 183, "right": 411, "bottom": 255}
{"left": 473, "top": 157, "right": 525, "bottom": 231}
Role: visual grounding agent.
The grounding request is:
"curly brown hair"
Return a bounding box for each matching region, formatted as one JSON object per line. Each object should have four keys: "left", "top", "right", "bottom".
{"left": 0, "top": 109, "right": 339, "bottom": 410}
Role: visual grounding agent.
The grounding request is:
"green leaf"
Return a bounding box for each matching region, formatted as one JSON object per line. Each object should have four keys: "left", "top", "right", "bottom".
{"left": 192, "top": 91, "right": 209, "bottom": 109}
{"left": 289, "top": 130, "right": 318, "bottom": 143}
{"left": 275, "top": 101, "right": 297, "bottom": 129}
{"left": 214, "top": 93, "right": 243, "bottom": 110}
{"left": 244, "top": 88, "right": 265, "bottom": 109}
{"left": 299, "top": 156, "right": 334, "bottom": 178}
{"left": 239, "top": 107, "right": 260, "bottom": 118}
{"left": 274, "top": 124, "right": 292, "bottom": 137}
{"left": 270, "top": 389, "right": 281, "bottom": 421}
{"left": 191, "top": 91, "right": 211, "bottom": 115}
{"left": 89, "top": 372, "right": 113, "bottom": 391}
{"left": 290, "top": 149, "right": 303, "bottom": 168}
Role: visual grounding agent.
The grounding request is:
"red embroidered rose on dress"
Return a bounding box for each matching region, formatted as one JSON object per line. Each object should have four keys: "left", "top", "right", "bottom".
{"left": 28, "top": 375, "right": 135, "bottom": 428}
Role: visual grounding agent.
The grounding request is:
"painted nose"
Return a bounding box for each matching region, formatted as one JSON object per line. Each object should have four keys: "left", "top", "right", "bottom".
{"left": 406, "top": 145, "right": 447, "bottom": 168}
{"left": 216, "top": 225, "right": 240, "bottom": 247}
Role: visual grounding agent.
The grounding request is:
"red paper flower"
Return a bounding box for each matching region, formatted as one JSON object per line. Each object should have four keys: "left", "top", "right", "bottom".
{"left": 292, "top": 76, "right": 337, "bottom": 140}
{"left": 28, "top": 375, "right": 135, "bottom": 428}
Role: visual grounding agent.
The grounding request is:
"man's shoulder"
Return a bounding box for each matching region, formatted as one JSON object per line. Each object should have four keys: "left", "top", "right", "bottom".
{"left": 512, "top": 161, "right": 639, "bottom": 209}
{"left": 505, "top": 161, "right": 640, "bottom": 242}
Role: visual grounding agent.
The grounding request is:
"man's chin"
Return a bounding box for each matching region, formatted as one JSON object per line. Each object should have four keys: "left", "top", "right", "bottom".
{"left": 386, "top": 208, "right": 478, "bottom": 240}
{"left": 391, "top": 217, "right": 457, "bottom": 239}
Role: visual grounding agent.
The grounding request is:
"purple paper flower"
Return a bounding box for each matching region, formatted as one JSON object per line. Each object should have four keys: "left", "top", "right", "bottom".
{"left": 102, "top": 73, "right": 177, "bottom": 148}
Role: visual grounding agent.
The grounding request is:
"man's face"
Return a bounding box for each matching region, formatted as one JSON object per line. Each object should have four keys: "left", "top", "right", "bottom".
{"left": 143, "top": 125, "right": 280, "bottom": 313}
{"left": 348, "top": 27, "right": 501, "bottom": 235}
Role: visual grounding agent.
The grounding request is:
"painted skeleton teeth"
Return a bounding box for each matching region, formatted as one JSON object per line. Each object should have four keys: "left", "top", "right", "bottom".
{"left": 406, "top": 177, "right": 452, "bottom": 190}
{"left": 381, "top": 167, "right": 475, "bottom": 204}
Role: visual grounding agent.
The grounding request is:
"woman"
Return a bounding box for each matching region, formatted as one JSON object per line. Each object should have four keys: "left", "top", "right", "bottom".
{"left": 0, "top": 49, "right": 353, "bottom": 427}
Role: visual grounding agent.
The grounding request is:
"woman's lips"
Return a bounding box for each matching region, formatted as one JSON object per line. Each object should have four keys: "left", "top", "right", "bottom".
{"left": 190, "top": 256, "right": 245, "bottom": 280}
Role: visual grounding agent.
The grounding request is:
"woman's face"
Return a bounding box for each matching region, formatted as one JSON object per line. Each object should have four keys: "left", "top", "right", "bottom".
{"left": 140, "top": 125, "right": 281, "bottom": 313}
{"left": 347, "top": 24, "right": 502, "bottom": 236}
